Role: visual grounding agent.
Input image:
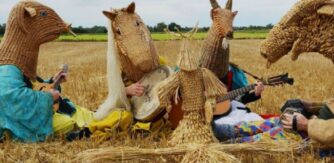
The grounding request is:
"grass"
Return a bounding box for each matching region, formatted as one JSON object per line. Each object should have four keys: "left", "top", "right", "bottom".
{"left": 55, "top": 30, "right": 268, "bottom": 42}
{"left": 1, "top": 40, "right": 333, "bottom": 162}
{"left": 0, "top": 30, "right": 268, "bottom": 42}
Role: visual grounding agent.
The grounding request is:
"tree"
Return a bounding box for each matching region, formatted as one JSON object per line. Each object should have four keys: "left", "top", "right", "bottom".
{"left": 155, "top": 22, "right": 167, "bottom": 32}
{"left": 0, "top": 24, "right": 6, "bottom": 35}
{"left": 168, "top": 22, "right": 181, "bottom": 32}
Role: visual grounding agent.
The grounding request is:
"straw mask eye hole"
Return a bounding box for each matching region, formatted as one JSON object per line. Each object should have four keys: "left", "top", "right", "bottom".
{"left": 40, "top": 11, "right": 48, "bottom": 17}
{"left": 135, "top": 20, "right": 140, "bottom": 26}
{"left": 116, "top": 28, "right": 121, "bottom": 35}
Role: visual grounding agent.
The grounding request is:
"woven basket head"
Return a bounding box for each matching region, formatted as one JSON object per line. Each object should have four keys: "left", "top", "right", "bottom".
{"left": 260, "top": 0, "right": 334, "bottom": 65}
{"left": 210, "top": 0, "right": 238, "bottom": 38}
{"left": 0, "top": 0, "right": 70, "bottom": 79}
{"left": 103, "top": 2, "right": 159, "bottom": 81}
{"left": 178, "top": 37, "right": 200, "bottom": 71}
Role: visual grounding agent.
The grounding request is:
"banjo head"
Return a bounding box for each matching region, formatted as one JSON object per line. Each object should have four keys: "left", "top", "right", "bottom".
{"left": 132, "top": 65, "right": 173, "bottom": 122}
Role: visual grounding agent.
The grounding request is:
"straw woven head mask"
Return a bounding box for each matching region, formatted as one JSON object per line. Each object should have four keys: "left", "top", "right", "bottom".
{"left": 103, "top": 2, "right": 159, "bottom": 81}
{"left": 0, "top": 0, "right": 73, "bottom": 79}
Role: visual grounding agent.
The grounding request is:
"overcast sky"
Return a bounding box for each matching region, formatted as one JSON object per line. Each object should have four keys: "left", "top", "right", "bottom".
{"left": 0, "top": 0, "right": 298, "bottom": 27}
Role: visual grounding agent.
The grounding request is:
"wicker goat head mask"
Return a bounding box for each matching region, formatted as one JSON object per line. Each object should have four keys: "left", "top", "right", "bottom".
{"left": 210, "top": 0, "right": 238, "bottom": 39}
{"left": 103, "top": 2, "right": 159, "bottom": 81}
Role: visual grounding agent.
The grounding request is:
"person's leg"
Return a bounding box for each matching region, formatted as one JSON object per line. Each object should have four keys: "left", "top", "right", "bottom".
{"left": 211, "top": 122, "right": 236, "bottom": 142}
{"left": 53, "top": 112, "right": 76, "bottom": 136}
{"left": 70, "top": 105, "right": 94, "bottom": 128}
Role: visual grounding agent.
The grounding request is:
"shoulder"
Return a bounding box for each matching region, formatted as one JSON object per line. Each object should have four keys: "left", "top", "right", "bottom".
{"left": 0, "top": 65, "right": 24, "bottom": 78}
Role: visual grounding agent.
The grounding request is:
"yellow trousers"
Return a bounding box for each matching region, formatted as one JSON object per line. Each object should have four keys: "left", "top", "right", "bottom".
{"left": 53, "top": 106, "right": 93, "bottom": 135}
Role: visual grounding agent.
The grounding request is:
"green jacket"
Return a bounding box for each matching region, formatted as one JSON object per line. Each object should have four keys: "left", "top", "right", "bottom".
{"left": 308, "top": 99, "right": 334, "bottom": 148}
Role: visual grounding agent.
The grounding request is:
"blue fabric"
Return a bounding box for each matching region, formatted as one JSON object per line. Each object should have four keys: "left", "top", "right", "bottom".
{"left": 230, "top": 65, "right": 249, "bottom": 90}
{"left": 0, "top": 65, "right": 54, "bottom": 142}
{"left": 212, "top": 122, "right": 236, "bottom": 141}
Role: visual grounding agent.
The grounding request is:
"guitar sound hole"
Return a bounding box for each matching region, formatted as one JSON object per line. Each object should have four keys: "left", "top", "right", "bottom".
{"left": 39, "top": 86, "right": 46, "bottom": 91}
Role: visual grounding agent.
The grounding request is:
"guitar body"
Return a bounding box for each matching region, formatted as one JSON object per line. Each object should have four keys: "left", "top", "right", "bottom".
{"left": 34, "top": 83, "right": 54, "bottom": 91}
{"left": 33, "top": 64, "right": 68, "bottom": 112}
{"left": 132, "top": 65, "right": 173, "bottom": 122}
{"left": 168, "top": 99, "right": 231, "bottom": 128}
{"left": 169, "top": 99, "right": 183, "bottom": 129}
{"left": 214, "top": 100, "right": 231, "bottom": 115}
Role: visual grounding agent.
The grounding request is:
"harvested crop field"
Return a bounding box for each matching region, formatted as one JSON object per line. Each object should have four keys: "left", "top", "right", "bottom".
{"left": 1, "top": 40, "right": 333, "bottom": 162}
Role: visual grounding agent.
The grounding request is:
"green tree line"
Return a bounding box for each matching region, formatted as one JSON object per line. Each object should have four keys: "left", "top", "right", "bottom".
{"left": 0, "top": 22, "right": 273, "bottom": 35}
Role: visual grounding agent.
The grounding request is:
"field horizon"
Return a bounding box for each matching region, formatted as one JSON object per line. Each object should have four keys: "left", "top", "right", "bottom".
{"left": 0, "top": 29, "right": 269, "bottom": 42}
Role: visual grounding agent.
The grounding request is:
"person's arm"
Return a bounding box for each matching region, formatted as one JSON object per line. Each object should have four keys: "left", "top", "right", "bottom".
{"left": 238, "top": 82, "right": 264, "bottom": 104}
{"left": 282, "top": 113, "right": 334, "bottom": 147}
{"left": 125, "top": 82, "right": 145, "bottom": 97}
{"left": 238, "top": 92, "right": 261, "bottom": 104}
{"left": 308, "top": 119, "right": 334, "bottom": 147}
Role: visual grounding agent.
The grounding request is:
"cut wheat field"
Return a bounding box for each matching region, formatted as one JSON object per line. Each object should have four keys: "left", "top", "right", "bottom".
{"left": 1, "top": 40, "right": 333, "bottom": 162}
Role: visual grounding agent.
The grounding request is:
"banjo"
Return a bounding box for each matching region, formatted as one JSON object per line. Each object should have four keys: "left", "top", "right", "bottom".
{"left": 132, "top": 65, "right": 173, "bottom": 122}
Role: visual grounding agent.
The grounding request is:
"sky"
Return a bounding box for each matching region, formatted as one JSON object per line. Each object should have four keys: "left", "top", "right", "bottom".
{"left": 0, "top": 0, "right": 298, "bottom": 27}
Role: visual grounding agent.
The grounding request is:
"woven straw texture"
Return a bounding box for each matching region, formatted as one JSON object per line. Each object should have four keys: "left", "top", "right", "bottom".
{"left": 169, "top": 70, "right": 216, "bottom": 146}
{"left": 260, "top": 0, "right": 334, "bottom": 65}
{"left": 110, "top": 3, "right": 159, "bottom": 81}
{"left": 156, "top": 27, "right": 227, "bottom": 146}
{"left": 0, "top": 0, "right": 68, "bottom": 79}
{"left": 200, "top": 0, "right": 236, "bottom": 79}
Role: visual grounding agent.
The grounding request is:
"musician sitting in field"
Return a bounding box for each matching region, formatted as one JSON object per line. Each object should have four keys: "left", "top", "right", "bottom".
{"left": 213, "top": 63, "right": 265, "bottom": 123}
{"left": 35, "top": 68, "right": 94, "bottom": 140}
{"left": 211, "top": 64, "right": 286, "bottom": 142}
{"left": 90, "top": 3, "right": 171, "bottom": 137}
{"left": 0, "top": 1, "right": 87, "bottom": 142}
{"left": 281, "top": 99, "right": 334, "bottom": 156}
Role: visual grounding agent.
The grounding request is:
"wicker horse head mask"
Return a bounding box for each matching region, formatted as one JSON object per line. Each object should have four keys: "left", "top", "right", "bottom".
{"left": 103, "top": 2, "right": 159, "bottom": 81}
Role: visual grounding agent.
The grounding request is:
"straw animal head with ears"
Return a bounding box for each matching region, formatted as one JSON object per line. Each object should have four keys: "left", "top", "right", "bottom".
{"left": 260, "top": 0, "right": 334, "bottom": 66}
{"left": 210, "top": 0, "right": 238, "bottom": 39}
{"left": 4, "top": 0, "right": 75, "bottom": 44}
{"left": 103, "top": 2, "right": 159, "bottom": 81}
{"left": 165, "top": 23, "right": 200, "bottom": 71}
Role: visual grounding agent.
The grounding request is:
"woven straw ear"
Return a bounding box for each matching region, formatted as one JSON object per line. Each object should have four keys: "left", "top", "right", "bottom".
{"left": 24, "top": 7, "right": 37, "bottom": 17}
{"left": 103, "top": 11, "right": 117, "bottom": 20}
{"left": 210, "top": 0, "right": 221, "bottom": 9}
{"left": 17, "top": 4, "right": 29, "bottom": 33}
{"left": 317, "top": 4, "right": 334, "bottom": 15}
{"left": 225, "top": 0, "right": 233, "bottom": 10}
{"left": 126, "top": 2, "right": 136, "bottom": 13}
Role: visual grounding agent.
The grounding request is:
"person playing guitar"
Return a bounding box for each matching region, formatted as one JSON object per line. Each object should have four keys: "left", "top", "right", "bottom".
{"left": 217, "top": 63, "right": 265, "bottom": 117}
{"left": 33, "top": 65, "right": 94, "bottom": 141}
{"left": 211, "top": 64, "right": 264, "bottom": 139}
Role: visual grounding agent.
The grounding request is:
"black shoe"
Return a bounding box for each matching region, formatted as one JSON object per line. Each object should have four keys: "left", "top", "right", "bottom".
{"left": 66, "top": 127, "right": 92, "bottom": 142}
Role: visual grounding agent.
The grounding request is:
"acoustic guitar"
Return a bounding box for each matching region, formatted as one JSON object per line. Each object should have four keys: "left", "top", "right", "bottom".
{"left": 34, "top": 64, "right": 69, "bottom": 111}
{"left": 169, "top": 73, "right": 294, "bottom": 128}
{"left": 132, "top": 65, "right": 173, "bottom": 122}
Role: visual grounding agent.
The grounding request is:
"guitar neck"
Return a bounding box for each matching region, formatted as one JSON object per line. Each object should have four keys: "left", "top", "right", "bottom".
{"left": 53, "top": 79, "right": 62, "bottom": 89}
{"left": 217, "top": 84, "right": 257, "bottom": 103}
{"left": 52, "top": 64, "right": 68, "bottom": 89}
